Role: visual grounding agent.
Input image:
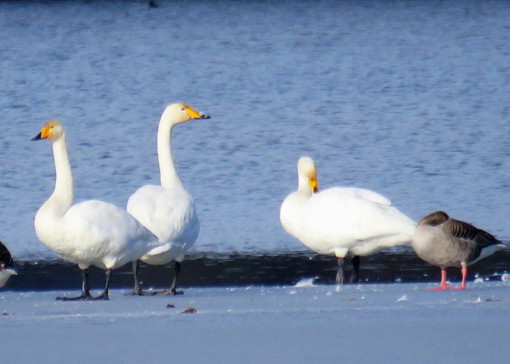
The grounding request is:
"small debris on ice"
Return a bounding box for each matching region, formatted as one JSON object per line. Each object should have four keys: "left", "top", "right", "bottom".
{"left": 181, "top": 307, "right": 197, "bottom": 314}
{"left": 485, "top": 297, "right": 504, "bottom": 302}
{"left": 166, "top": 304, "right": 175, "bottom": 308}
{"left": 341, "top": 297, "right": 356, "bottom": 302}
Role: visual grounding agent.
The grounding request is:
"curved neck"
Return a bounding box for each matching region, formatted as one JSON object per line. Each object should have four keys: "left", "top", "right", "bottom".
{"left": 157, "top": 119, "right": 183, "bottom": 189}
{"left": 297, "top": 174, "right": 312, "bottom": 196}
{"left": 47, "top": 134, "right": 74, "bottom": 214}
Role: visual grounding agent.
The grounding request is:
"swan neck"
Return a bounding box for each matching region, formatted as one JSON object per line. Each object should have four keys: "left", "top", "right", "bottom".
{"left": 157, "top": 119, "right": 183, "bottom": 189}
{"left": 47, "top": 134, "right": 74, "bottom": 214}
{"left": 298, "top": 174, "right": 312, "bottom": 196}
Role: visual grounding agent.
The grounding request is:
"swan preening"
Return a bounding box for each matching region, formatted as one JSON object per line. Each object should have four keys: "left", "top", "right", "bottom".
{"left": 0, "top": 241, "right": 16, "bottom": 288}
{"left": 280, "top": 156, "right": 417, "bottom": 284}
{"left": 32, "top": 120, "right": 160, "bottom": 300}
{"left": 412, "top": 211, "right": 503, "bottom": 290}
{"left": 127, "top": 103, "right": 209, "bottom": 295}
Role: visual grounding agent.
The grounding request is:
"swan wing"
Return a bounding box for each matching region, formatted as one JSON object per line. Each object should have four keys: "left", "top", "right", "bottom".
{"left": 300, "top": 188, "right": 416, "bottom": 254}
{"left": 330, "top": 187, "right": 392, "bottom": 206}
{"left": 127, "top": 185, "right": 199, "bottom": 244}
{"left": 62, "top": 200, "right": 158, "bottom": 268}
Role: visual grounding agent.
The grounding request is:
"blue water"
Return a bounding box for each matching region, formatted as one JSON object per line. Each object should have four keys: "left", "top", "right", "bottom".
{"left": 1, "top": 0, "right": 509, "bottom": 260}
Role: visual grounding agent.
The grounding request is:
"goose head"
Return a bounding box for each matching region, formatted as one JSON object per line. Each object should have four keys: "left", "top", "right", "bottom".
{"left": 32, "top": 120, "right": 64, "bottom": 142}
{"left": 418, "top": 211, "right": 449, "bottom": 227}
{"left": 161, "top": 102, "right": 210, "bottom": 126}
{"left": 297, "top": 156, "right": 319, "bottom": 194}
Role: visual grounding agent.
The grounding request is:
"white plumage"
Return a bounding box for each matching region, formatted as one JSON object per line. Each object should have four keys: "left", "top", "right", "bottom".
{"left": 33, "top": 120, "right": 159, "bottom": 300}
{"left": 280, "top": 156, "right": 416, "bottom": 283}
{"left": 127, "top": 103, "right": 208, "bottom": 295}
{"left": 128, "top": 186, "right": 198, "bottom": 264}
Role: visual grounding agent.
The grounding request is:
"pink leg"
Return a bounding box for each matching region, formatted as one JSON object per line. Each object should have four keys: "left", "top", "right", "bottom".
{"left": 451, "top": 266, "right": 467, "bottom": 290}
{"left": 428, "top": 268, "right": 449, "bottom": 290}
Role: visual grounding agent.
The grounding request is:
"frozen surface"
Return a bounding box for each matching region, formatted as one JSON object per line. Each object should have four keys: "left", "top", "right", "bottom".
{"left": 1, "top": 281, "right": 510, "bottom": 364}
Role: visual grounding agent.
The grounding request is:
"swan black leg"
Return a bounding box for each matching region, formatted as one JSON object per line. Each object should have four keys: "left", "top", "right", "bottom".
{"left": 336, "top": 257, "right": 345, "bottom": 284}
{"left": 94, "top": 269, "right": 111, "bottom": 300}
{"left": 160, "top": 261, "right": 183, "bottom": 295}
{"left": 56, "top": 268, "right": 93, "bottom": 301}
{"left": 127, "top": 260, "right": 156, "bottom": 296}
{"left": 350, "top": 255, "right": 360, "bottom": 283}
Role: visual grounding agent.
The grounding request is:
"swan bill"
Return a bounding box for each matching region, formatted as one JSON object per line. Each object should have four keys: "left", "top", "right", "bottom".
{"left": 307, "top": 170, "right": 319, "bottom": 193}
{"left": 185, "top": 105, "right": 210, "bottom": 120}
{"left": 31, "top": 132, "right": 42, "bottom": 141}
{"left": 32, "top": 120, "right": 61, "bottom": 141}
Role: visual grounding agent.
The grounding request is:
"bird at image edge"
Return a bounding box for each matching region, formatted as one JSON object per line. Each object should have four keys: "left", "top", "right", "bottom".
{"left": 32, "top": 121, "right": 160, "bottom": 300}
{"left": 127, "top": 103, "right": 210, "bottom": 295}
{"left": 280, "top": 156, "right": 417, "bottom": 284}
{"left": 0, "top": 241, "right": 16, "bottom": 288}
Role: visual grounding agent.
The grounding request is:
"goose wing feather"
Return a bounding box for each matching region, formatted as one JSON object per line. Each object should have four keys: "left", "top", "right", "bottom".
{"left": 443, "top": 218, "right": 502, "bottom": 259}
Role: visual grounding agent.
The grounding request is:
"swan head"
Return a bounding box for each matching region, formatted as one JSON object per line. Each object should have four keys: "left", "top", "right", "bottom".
{"left": 297, "top": 156, "right": 319, "bottom": 193}
{"left": 32, "top": 120, "right": 64, "bottom": 142}
{"left": 162, "top": 103, "right": 210, "bottom": 125}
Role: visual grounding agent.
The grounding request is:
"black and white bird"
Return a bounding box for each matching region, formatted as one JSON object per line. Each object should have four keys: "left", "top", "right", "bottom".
{"left": 0, "top": 241, "right": 16, "bottom": 288}
{"left": 412, "top": 211, "right": 503, "bottom": 290}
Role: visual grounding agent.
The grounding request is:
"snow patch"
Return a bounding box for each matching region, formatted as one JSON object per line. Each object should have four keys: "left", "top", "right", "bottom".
{"left": 397, "top": 294, "right": 408, "bottom": 302}
{"left": 474, "top": 277, "right": 485, "bottom": 284}
{"left": 294, "top": 278, "right": 316, "bottom": 288}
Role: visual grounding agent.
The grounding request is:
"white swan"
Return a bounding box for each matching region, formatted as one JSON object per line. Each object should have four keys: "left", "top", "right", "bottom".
{"left": 280, "top": 156, "right": 417, "bottom": 283}
{"left": 32, "top": 120, "right": 159, "bottom": 300}
{"left": 0, "top": 241, "right": 16, "bottom": 288}
{"left": 127, "top": 103, "right": 209, "bottom": 295}
{"left": 412, "top": 211, "right": 503, "bottom": 290}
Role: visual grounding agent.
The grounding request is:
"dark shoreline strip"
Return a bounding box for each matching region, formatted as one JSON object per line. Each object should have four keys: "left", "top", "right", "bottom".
{"left": 5, "top": 250, "right": 510, "bottom": 291}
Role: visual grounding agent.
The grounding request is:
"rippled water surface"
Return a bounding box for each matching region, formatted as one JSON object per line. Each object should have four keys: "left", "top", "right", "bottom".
{"left": 1, "top": 0, "right": 510, "bottom": 260}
